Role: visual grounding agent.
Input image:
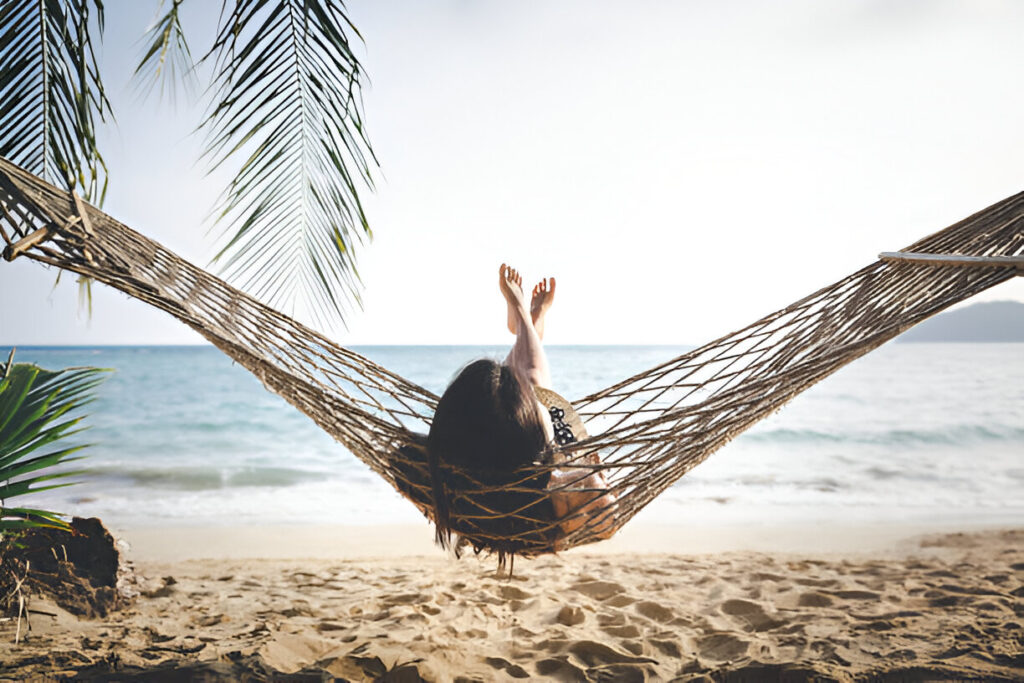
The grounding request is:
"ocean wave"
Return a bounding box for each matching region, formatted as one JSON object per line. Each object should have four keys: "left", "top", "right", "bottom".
{"left": 743, "top": 424, "right": 1024, "bottom": 447}
{"left": 85, "top": 465, "right": 331, "bottom": 491}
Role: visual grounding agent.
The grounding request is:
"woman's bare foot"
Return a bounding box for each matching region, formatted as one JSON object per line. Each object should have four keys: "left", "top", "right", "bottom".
{"left": 531, "top": 277, "right": 556, "bottom": 340}
{"left": 500, "top": 264, "right": 528, "bottom": 334}
{"left": 502, "top": 264, "right": 552, "bottom": 389}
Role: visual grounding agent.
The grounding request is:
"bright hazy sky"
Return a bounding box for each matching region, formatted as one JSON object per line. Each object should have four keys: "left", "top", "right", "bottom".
{"left": 2, "top": 0, "right": 1023, "bottom": 346}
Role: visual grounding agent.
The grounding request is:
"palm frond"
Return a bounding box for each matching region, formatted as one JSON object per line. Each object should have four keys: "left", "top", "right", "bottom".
{"left": 133, "top": 0, "right": 196, "bottom": 102}
{"left": 202, "top": 0, "right": 377, "bottom": 330}
{"left": 0, "top": 0, "right": 111, "bottom": 204}
{"left": 0, "top": 508, "right": 71, "bottom": 531}
{"left": 0, "top": 356, "right": 109, "bottom": 533}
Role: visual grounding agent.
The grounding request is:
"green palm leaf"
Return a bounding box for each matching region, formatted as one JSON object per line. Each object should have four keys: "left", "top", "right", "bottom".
{"left": 201, "top": 0, "right": 377, "bottom": 329}
{"left": 0, "top": 353, "right": 109, "bottom": 534}
{"left": 133, "top": 0, "right": 195, "bottom": 102}
{"left": 0, "top": 0, "right": 111, "bottom": 204}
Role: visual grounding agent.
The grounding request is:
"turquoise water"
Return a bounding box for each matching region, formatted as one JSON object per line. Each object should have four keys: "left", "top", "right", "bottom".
{"left": 4, "top": 344, "right": 1023, "bottom": 528}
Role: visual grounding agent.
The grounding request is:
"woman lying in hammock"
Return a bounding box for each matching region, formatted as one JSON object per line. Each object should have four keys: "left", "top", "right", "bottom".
{"left": 425, "top": 264, "right": 617, "bottom": 555}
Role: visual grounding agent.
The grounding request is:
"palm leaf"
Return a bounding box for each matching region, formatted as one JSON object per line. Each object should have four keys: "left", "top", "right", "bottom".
{"left": 133, "top": 0, "right": 196, "bottom": 102}
{"left": 0, "top": 0, "right": 111, "bottom": 204}
{"left": 0, "top": 354, "right": 109, "bottom": 534}
{"left": 201, "top": 0, "right": 377, "bottom": 329}
{"left": 0, "top": 508, "right": 71, "bottom": 531}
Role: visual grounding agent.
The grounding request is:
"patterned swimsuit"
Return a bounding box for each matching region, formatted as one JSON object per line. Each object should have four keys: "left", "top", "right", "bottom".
{"left": 532, "top": 385, "right": 587, "bottom": 452}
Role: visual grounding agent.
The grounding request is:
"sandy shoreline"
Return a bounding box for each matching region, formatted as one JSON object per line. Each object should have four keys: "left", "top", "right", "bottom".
{"left": 2, "top": 525, "right": 1022, "bottom": 681}
{"left": 112, "top": 517, "right": 1023, "bottom": 562}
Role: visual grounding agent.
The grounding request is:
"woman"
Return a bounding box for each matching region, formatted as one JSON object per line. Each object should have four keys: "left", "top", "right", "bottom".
{"left": 425, "top": 264, "right": 616, "bottom": 557}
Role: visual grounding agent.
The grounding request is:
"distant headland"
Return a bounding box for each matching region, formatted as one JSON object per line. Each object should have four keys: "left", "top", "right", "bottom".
{"left": 898, "top": 300, "right": 1024, "bottom": 342}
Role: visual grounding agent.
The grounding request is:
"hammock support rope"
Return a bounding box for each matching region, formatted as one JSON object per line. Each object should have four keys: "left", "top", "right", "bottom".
{"left": 1, "top": 155, "right": 1021, "bottom": 558}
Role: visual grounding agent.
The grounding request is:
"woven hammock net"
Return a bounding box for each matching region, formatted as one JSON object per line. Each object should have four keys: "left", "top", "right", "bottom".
{"left": 1, "top": 156, "right": 1021, "bottom": 557}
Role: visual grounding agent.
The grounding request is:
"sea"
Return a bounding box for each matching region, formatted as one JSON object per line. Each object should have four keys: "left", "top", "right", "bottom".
{"left": 4, "top": 344, "right": 1023, "bottom": 530}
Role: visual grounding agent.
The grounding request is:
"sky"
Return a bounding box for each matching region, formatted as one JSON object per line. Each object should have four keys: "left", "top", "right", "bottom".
{"left": 2, "top": 0, "right": 1024, "bottom": 346}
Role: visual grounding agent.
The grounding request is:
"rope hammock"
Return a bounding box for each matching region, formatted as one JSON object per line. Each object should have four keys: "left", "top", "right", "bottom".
{"left": 1, "top": 156, "right": 1021, "bottom": 559}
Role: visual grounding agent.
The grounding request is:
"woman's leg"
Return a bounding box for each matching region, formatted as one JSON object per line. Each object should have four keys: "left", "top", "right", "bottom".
{"left": 499, "top": 264, "right": 552, "bottom": 389}
{"left": 499, "top": 266, "right": 615, "bottom": 542}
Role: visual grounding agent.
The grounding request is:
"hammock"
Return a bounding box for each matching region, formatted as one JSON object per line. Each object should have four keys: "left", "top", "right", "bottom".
{"left": 1, "top": 156, "right": 1021, "bottom": 558}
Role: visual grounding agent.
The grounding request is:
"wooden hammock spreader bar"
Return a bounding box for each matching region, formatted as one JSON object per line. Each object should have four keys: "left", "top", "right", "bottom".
{"left": 1, "top": 189, "right": 93, "bottom": 262}
{"left": 2, "top": 226, "right": 51, "bottom": 261}
{"left": 880, "top": 251, "right": 1024, "bottom": 274}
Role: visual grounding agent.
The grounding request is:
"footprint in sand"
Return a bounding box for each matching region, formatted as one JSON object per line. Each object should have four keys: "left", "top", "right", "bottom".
{"left": 498, "top": 585, "right": 532, "bottom": 601}
{"left": 556, "top": 606, "right": 586, "bottom": 626}
{"left": 384, "top": 592, "right": 424, "bottom": 606}
{"left": 510, "top": 599, "right": 535, "bottom": 613}
{"left": 316, "top": 621, "right": 347, "bottom": 632}
{"left": 598, "top": 612, "right": 626, "bottom": 627}
{"left": 536, "top": 657, "right": 587, "bottom": 681}
{"left": 484, "top": 657, "right": 530, "bottom": 679}
{"left": 634, "top": 600, "right": 674, "bottom": 624}
{"left": 719, "top": 599, "right": 784, "bottom": 632}
{"left": 926, "top": 593, "right": 970, "bottom": 608}
{"left": 535, "top": 636, "right": 571, "bottom": 654}
{"left": 696, "top": 633, "right": 750, "bottom": 662}
{"left": 794, "top": 577, "right": 838, "bottom": 588}
{"left": 797, "top": 591, "right": 834, "bottom": 607}
{"left": 568, "top": 640, "right": 656, "bottom": 667}
{"left": 602, "top": 624, "right": 641, "bottom": 638}
{"left": 645, "top": 639, "right": 679, "bottom": 658}
{"left": 924, "top": 568, "right": 959, "bottom": 579}
{"left": 570, "top": 580, "right": 627, "bottom": 602}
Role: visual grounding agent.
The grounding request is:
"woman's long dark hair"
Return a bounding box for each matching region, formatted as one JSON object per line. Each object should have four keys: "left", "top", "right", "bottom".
{"left": 426, "top": 359, "right": 552, "bottom": 559}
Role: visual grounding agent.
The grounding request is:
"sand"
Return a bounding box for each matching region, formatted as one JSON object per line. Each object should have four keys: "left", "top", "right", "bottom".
{"left": 1, "top": 524, "right": 1022, "bottom": 682}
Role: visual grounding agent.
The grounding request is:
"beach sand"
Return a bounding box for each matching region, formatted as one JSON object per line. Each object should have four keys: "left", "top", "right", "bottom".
{"left": 1, "top": 523, "right": 1022, "bottom": 681}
